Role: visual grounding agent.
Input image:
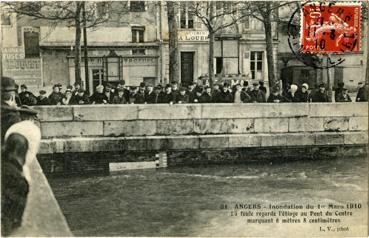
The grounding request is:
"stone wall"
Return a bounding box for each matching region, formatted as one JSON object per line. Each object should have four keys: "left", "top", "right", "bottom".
{"left": 36, "top": 103, "right": 368, "bottom": 154}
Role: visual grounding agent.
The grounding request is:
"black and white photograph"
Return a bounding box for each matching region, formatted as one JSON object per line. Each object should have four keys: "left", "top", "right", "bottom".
{"left": 1, "top": 0, "right": 368, "bottom": 237}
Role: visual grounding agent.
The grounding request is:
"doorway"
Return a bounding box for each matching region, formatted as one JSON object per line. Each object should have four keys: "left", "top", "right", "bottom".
{"left": 180, "top": 52, "right": 194, "bottom": 87}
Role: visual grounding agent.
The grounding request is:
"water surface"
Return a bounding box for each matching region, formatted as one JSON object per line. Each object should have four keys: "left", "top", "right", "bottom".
{"left": 49, "top": 156, "right": 368, "bottom": 237}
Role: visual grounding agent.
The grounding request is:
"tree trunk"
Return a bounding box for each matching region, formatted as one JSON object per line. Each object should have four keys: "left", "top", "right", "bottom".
{"left": 167, "top": 1, "right": 179, "bottom": 84}
{"left": 263, "top": 3, "right": 275, "bottom": 89}
{"left": 82, "top": 2, "right": 89, "bottom": 94}
{"left": 74, "top": 2, "right": 83, "bottom": 85}
{"left": 208, "top": 31, "right": 215, "bottom": 89}
{"left": 207, "top": 1, "right": 215, "bottom": 89}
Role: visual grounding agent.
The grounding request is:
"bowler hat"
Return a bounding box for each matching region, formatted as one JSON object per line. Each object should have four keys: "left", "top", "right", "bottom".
{"left": 252, "top": 81, "right": 259, "bottom": 86}
{"left": 319, "top": 83, "right": 325, "bottom": 87}
{"left": 2, "top": 77, "right": 17, "bottom": 92}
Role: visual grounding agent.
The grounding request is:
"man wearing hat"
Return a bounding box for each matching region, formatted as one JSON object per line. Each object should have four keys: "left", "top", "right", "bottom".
{"left": 36, "top": 90, "right": 50, "bottom": 105}
{"left": 334, "top": 82, "right": 345, "bottom": 102}
{"left": 312, "top": 83, "right": 330, "bottom": 102}
{"left": 249, "top": 81, "right": 266, "bottom": 103}
{"left": 71, "top": 89, "right": 90, "bottom": 105}
{"left": 48, "top": 84, "right": 62, "bottom": 105}
{"left": 145, "top": 84, "right": 156, "bottom": 104}
{"left": 176, "top": 87, "right": 190, "bottom": 103}
{"left": 356, "top": 81, "right": 368, "bottom": 102}
{"left": 259, "top": 80, "right": 267, "bottom": 95}
{"left": 1, "top": 77, "right": 40, "bottom": 236}
{"left": 336, "top": 88, "right": 352, "bottom": 102}
{"left": 112, "top": 87, "right": 127, "bottom": 104}
{"left": 19, "top": 84, "right": 37, "bottom": 106}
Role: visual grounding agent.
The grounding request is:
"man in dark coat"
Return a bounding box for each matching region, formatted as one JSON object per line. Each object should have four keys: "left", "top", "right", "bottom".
{"left": 1, "top": 77, "right": 39, "bottom": 236}
{"left": 259, "top": 80, "right": 267, "bottom": 95}
{"left": 176, "top": 87, "right": 190, "bottom": 103}
{"left": 249, "top": 82, "right": 266, "bottom": 103}
{"left": 19, "top": 84, "right": 37, "bottom": 106}
{"left": 134, "top": 87, "right": 146, "bottom": 104}
{"left": 90, "top": 85, "right": 108, "bottom": 104}
{"left": 161, "top": 84, "right": 175, "bottom": 104}
{"left": 36, "top": 90, "right": 50, "bottom": 106}
{"left": 48, "top": 85, "right": 63, "bottom": 105}
{"left": 145, "top": 85, "right": 156, "bottom": 104}
{"left": 187, "top": 83, "right": 196, "bottom": 103}
{"left": 336, "top": 88, "right": 352, "bottom": 102}
{"left": 356, "top": 81, "right": 368, "bottom": 102}
{"left": 71, "top": 89, "right": 90, "bottom": 105}
{"left": 312, "top": 83, "right": 330, "bottom": 102}
{"left": 267, "top": 87, "right": 287, "bottom": 103}
{"left": 112, "top": 87, "right": 127, "bottom": 104}
{"left": 199, "top": 86, "right": 213, "bottom": 103}
{"left": 212, "top": 84, "right": 222, "bottom": 103}
{"left": 219, "top": 83, "right": 233, "bottom": 103}
{"left": 171, "top": 81, "right": 179, "bottom": 103}
{"left": 334, "top": 82, "right": 345, "bottom": 102}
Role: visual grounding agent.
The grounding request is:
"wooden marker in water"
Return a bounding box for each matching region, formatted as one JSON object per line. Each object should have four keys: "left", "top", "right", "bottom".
{"left": 109, "top": 152, "right": 168, "bottom": 172}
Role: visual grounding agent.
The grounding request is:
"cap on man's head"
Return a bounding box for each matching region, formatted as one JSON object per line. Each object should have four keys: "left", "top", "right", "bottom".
{"left": 67, "top": 85, "right": 73, "bottom": 90}
{"left": 358, "top": 81, "right": 364, "bottom": 85}
{"left": 2, "top": 77, "right": 17, "bottom": 92}
{"left": 78, "top": 89, "right": 85, "bottom": 93}
{"left": 74, "top": 82, "right": 81, "bottom": 86}
{"left": 39, "top": 90, "right": 47, "bottom": 95}
{"left": 20, "top": 84, "right": 27, "bottom": 89}
{"left": 117, "top": 87, "right": 124, "bottom": 92}
{"left": 342, "top": 88, "right": 348, "bottom": 91}
{"left": 319, "top": 83, "right": 326, "bottom": 88}
{"left": 252, "top": 81, "right": 259, "bottom": 86}
{"left": 259, "top": 80, "right": 264, "bottom": 85}
{"left": 140, "top": 82, "right": 146, "bottom": 88}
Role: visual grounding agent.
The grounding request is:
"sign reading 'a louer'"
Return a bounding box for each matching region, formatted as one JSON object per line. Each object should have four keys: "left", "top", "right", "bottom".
{"left": 164, "top": 31, "right": 209, "bottom": 41}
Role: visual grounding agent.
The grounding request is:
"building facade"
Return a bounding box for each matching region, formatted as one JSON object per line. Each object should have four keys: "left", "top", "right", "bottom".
{"left": 1, "top": 1, "right": 300, "bottom": 94}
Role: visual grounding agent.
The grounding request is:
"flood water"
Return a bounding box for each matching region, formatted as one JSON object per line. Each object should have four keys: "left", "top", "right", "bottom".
{"left": 48, "top": 156, "right": 368, "bottom": 237}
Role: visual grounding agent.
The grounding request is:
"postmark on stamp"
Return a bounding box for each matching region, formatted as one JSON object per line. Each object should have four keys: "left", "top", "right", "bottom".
{"left": 300, "top": 2, "right": 361, "bottom": 53}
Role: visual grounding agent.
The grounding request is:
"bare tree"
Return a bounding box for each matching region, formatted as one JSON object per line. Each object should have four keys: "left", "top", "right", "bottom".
{"left": 5, "top": 1, "right": 116, "bottom": 85}
{"left": 166, "top": 1, "right": 180, "bottom": 84}
{"left": 239, "top": 1, "right": 296, "bottom": 88}
{"left": 189, "top": 1, "right": 246, "bottom": 88}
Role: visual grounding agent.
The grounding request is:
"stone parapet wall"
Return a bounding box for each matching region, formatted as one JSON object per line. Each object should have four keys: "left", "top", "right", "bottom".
{"left": 34, "top": 103, "right": 368, "bottom": 154}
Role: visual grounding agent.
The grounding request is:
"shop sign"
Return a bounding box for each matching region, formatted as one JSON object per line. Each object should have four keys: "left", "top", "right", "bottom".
{"left": 123, "top": 57, "right": 157, "bottom": 66}
{"left": 3, "top": 58, "right": 41, "bottom": 87}
{"left": 2, "top": 47, "right": 25, "bottom": 59}
{"left": 178, "top": 31, "right": 209, "bottom": 41}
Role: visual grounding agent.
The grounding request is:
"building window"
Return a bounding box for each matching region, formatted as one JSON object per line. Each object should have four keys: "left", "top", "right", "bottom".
{"left": 179, "top": 2, "right": 194, "bottom": 29}
{"left": 130, "top": 1, "right": 145, "bottom": 12}
{"left": 1, "top": 13, "right": 11, "bottom": 25}
{"left": 24, "top": 29, "right": 40, "bottom": 58}
{"left": 250, "top": 51, "right": 263, "bottom": 80}
{"left": 132, "top": 49, "right": 145, "bottom": 55}
{"left": 131, "top": 27, "right": 145, "bottom": 43}
{"left": 216, "top": 57, "right": 223, "bottom": 75}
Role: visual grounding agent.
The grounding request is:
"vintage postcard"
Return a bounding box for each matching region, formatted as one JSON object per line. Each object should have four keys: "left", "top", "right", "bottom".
{"left": 1, "top": 0, "right": 368, "bottom": 237}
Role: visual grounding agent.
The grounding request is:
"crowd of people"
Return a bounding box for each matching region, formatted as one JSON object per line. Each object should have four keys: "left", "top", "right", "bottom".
{"left": 15, "top": 79, "right": 368, "bottom": 107}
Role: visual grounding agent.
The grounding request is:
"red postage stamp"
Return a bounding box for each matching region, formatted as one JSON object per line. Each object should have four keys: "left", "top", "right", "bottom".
{"left": 301, "top": 2, "right": 361, "bottom": 53}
